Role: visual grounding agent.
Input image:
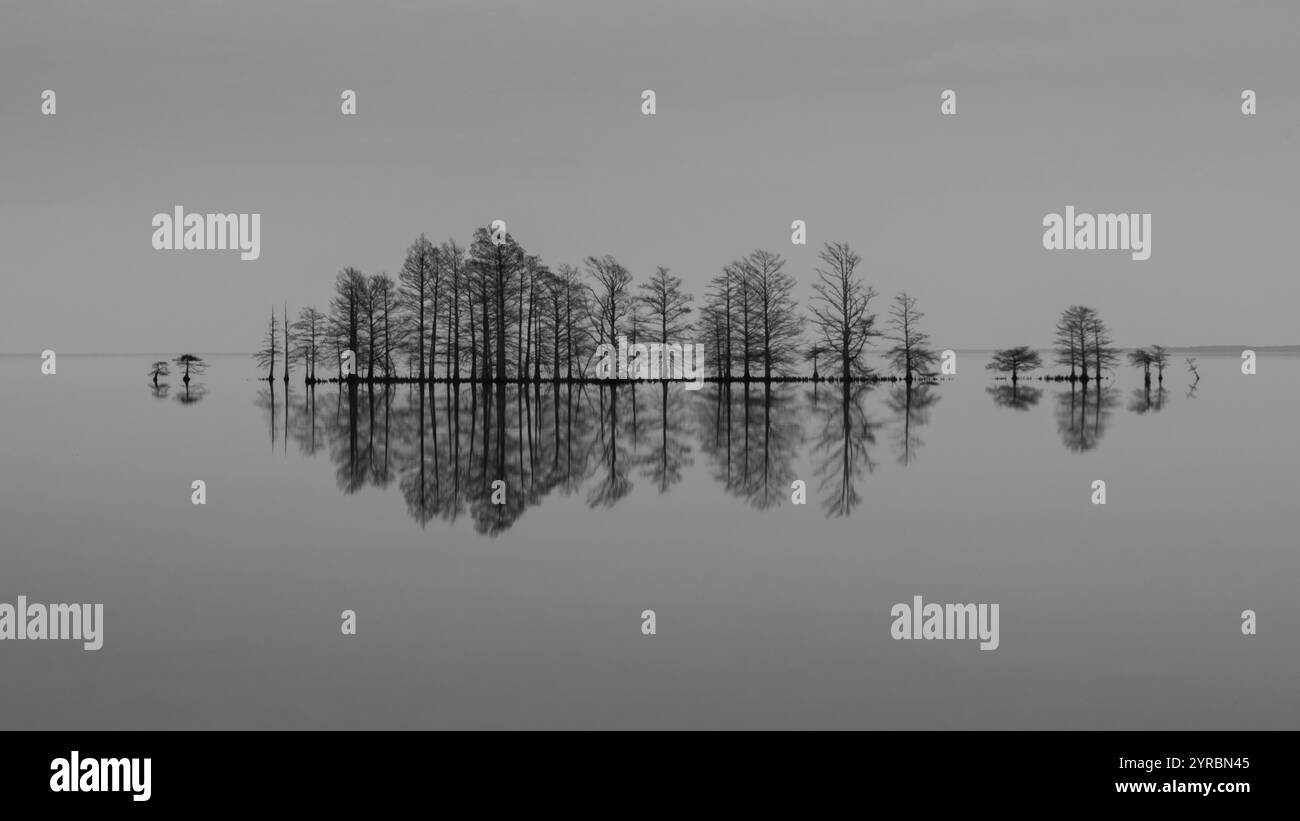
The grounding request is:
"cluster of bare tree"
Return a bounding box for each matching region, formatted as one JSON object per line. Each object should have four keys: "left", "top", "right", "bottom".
{"left": 254, "top": 231, "right": 942, "bottom": 385}
{"left": 1126, "top": 345, "right": 1171, "bottom": 385}
{"left": 985, "top": 305, "right": 1122, "bottom": 383}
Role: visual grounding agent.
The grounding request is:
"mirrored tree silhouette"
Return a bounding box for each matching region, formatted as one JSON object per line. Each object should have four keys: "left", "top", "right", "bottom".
{"left": 885, "top": 384, "right": 940, "bottom": 466}
{"left": 808, "top": 381, "right": 880, "bottom": 517}
{"left": 1055, "top": 384, "right": 1118, "bottom": 452}
{"left": 986, "top": 383, "right": 1042, "bottom": 411}
{"left": 1128, "top": 384, "right": 1170, "bottom": 415}
{"left": 638, "top": 382, "right": 695, "bottom": 493}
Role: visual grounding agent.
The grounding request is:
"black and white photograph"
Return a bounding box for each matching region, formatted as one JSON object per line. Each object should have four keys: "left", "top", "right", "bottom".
{"left": 0, "top": 0, "right": 1294, "bottom": 806}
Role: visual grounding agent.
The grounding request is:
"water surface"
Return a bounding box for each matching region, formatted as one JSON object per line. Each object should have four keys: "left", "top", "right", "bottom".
{"left": 0, "top": 352, "right": 1296, "bottom": 728}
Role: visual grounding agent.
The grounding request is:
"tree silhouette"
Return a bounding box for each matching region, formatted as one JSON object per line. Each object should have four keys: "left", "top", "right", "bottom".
{"left": 741, "top": 250, "right": 802, "bottom": 380}
{"left": 1150, "top": 345, "right": 1170, "bottom": 383}
{"left": 173, "top": 354, "right": 207, "bottom": 384}
{"left": 1054, "top": 305, "right": 1092, "bottom": 381}
{"left": 330, "top": 267, "right": 368, "bottom": 380}
{"left": 1127, "top": 347, "right": 1154, "bottom": 385}
{"left": 1088, "top": 314, "right": 1120, "bottom": 379}
{"left": 252, "top": 308, "right": 279, "bottom": 381}
{"left": 398, "top": 235, "right": 439, "bottom": 381}
{"left": 148, "top": 360, "right": 170, "bottom": 386}
{"left": 292, "top": 307, "right": 326, "bottom": 382}
{"left": 638, "top": 266, "right": 693, "bottom": 374}
{"left": 440, "top": 239, "right": 467, "bottom": 381}
{"left": 585, "top": 254, "right": 634, "bottom": 356}
{"left": 985, "top": 346, "right": 1042, "bottom": 382}
{"left": 282, "top": 303, "right": 291, "bottom": 384}
{"left": 808, "top": 241, "right": 878, "bottom": 380}
{"left": 885, "top": 291, "right": 936, "bottom": 383}
{"left": 1054, "top": 305, "right": 1116, "bottom": 382}
{"left": 370, "top": 273, "right": 397, "bottom": 378}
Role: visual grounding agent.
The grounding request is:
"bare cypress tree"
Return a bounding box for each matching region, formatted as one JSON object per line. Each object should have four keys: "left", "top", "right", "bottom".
{"left": 1088, "top": 314, "right": 1120, "bottom": 380}
{"left": 440, "top": 239, "right": 466, "bottom": 381}
{"left": 741, "top": 250, "right": 802, "bottom": 380}
{"left": 808, "top": 241, "right": 878, "bottom": 380}
{"left": 1054, "top": 306, "right": 1084, "bottom": 380}
{"left": 398, "top": 236, "right": 437, "bottom": 381}
{"left": 148, "top": 360, "right": 170, "bottom": 386}
{"left": 292, "top": 307, "right": 326, "bottom": 382}
{"left": 369, "top": 273, "right": 396, "bottom": 377}
{"left": 1150, "top": 345, "right": 1170, "bottom": 383}
{"left": 985, "top": 346, "right": 1043, "bottom": 382}
{"left": 1127, "top": 347, "right": 1154, "bottom": 384}
{"left": 173, "top": 354, "right": 207, "bottom": 383}
{"left": 468, "top": 226, "right": 525, "bottom": 382}
{"left": 885, "top": 291, "right": 937, "bottom": 383}
{"left": 330, "top": 267, "right": 368, "bottom": 380}
{"left": 728, "top": 261, "right": 759, "bottom": 380}
{"left": 282, "top": 303, "right": 291, "bottom": 384}
{"left": 555, "top": 263, "right": 585, "bottom": 379}
{"left": 638, "top": 266, "right": 693, "bottom": 375}
{"left": 252, "top": 306, "right": 280, "bottom": 381}
{"left": 703, "top": 270, "right": 735, "bottom": 379}
{"left": 585, "top": 254, "right": 634, "bottom": 352}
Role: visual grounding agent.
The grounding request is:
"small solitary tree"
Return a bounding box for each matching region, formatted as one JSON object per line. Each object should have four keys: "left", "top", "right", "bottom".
{"left": 148, "top": 360, "right": 171, "bottom": 386}
{"left": 252, "top": 307, "right": 280, "bottom": 381}
{"left": 173, "top": 354, "right": 207, "bottom": 384}
{"left": 1186, "top": 357, "right": 1200, "bottom": 384}
{"left": 985, "top": 346, "right": 1043, "bottom": 382}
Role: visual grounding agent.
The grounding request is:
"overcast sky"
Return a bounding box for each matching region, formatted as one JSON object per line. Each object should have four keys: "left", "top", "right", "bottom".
{"left": 2, "top": 0, "right": 1297, "bottom": 353}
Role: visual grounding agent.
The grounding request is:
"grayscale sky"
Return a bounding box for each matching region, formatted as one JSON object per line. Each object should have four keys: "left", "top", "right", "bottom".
{"left": 1, "top": 0, "right": 1297, "bottom": 353}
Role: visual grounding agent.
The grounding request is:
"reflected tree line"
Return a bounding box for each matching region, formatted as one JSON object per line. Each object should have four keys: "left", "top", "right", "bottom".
{"left": 249, "top": 376, "right": 947, "bottom": 533}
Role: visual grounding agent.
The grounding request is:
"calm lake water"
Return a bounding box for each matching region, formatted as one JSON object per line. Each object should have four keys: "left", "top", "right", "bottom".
{"left": 1, "top": 352, "right": 1297, "bottom": 728}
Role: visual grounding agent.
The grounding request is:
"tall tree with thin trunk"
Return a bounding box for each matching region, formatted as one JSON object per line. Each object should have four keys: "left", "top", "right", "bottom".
{"left": 292, "top": 307, "right": 326, "bottom": 381}
{"left": 440, "top": 239, "right": 466, "bottom": 381}
{"left": 638, "top": 266, "right": 693, "bottom": 374}
{"left": 742, "top": 250, "right": 803, "bottom": 380}
{"left": 809, "top": 241, "right": 878, "bottom": 380}
{"left": 1088, "top": 314, "right": 1120, "bottom": 380}
{"left": 399, "top": 235, "right": 438, "bottom": 381}
{"left": 330, "top": 267, "right": 368, "bottom": 379}
{"left": 253, "top": 307, "right": 280, "bottom": 381}
{"left": 369, "top": 273, "right": 396, "bottom": 378}
{"left": 282, "top": 303, "right": 291, "bottom": 384}
{"left": 1149, "top": 344, "right": 1169, "bottom": 383}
